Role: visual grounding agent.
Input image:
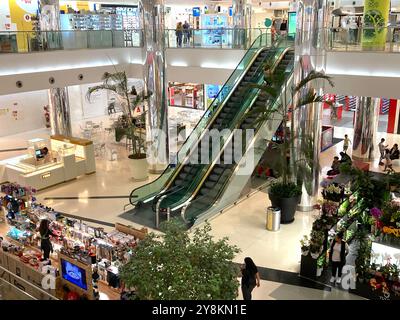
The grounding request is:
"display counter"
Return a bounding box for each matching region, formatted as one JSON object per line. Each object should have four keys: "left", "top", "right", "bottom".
{"left": 0, "top": 136, "right": 95, "bottom": 190}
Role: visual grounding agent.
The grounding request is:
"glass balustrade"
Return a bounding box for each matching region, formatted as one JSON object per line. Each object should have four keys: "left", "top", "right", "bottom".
{"left": 2, "top": 27, "right": 400, "bottom": 54}
{"left": 165, "top": 28, "right": 271, "bottom": 49}
{"left": 0, "top": 30, "right": 144, "bottom": 53}
{"left": 327, "top": 27, "right": 400, "bottom": 53}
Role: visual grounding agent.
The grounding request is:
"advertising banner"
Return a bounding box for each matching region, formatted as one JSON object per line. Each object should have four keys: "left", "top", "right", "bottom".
{"left": 362, "top": 0, "right": 390, "bottom": 50}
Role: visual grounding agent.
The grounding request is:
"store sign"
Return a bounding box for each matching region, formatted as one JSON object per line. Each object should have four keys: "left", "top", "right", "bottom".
{"left": 362, "top": 0, "right": 390, "bottom": 49}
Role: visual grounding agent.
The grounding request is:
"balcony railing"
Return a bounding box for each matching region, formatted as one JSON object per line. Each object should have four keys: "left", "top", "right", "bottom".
{"left": 165, "top": 28, "right": 273, "bottom": 49}
{"left": 0, "top": 29, "right": 144, "bottom": 53}
{"left": 327, "top": 26, "right": 400, "bottom": 53}
{"left": 3, "top": 27, "right": 400, "bottom": 54}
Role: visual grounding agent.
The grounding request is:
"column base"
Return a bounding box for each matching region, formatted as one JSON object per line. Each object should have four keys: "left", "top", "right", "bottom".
{"left": 297, "top": 204, "right": 315, "bottom": 212}
{"left": 148, "top": 164, "right": 167, "bottom": 174}
{"left": 352, "top": 154, "right": 373, "bottom": 162}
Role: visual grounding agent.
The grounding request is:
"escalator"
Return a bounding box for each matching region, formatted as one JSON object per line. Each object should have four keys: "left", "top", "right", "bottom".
{"left": 180, "top": 50, "right": 294, "bottom": 224}
{"left": 127, "top": 34, "right": 293, "bottom": 228}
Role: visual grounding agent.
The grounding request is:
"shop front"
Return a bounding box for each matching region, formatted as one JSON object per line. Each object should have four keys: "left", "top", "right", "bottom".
{"left": 0, "top": 183, "right": 148, "bottom": 300}
{"left": 0, "top": 135, "right": 96, "bottom": 190}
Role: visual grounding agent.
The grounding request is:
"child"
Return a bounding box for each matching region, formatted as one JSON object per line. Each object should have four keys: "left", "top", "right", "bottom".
{"left": 343, "top": 134, "right": 351, "bottom": 153}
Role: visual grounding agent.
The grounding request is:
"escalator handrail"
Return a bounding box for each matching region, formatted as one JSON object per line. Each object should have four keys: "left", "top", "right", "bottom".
{"left": 128, "top": 33, "right": 272, "bottom": 206}
{"left": 183, "top": 55, "right": 296, "bottom": 222}
{"left": 164, "top": 46, "right": 292, "bottom": 213}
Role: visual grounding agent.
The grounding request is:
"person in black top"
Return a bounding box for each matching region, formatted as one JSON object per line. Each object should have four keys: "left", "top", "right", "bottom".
{"left": 339, "top": 151, "right": 352, "bottom": 165}
{"left": 241, "top": 257, "right": 260, "bottom": 300}
{"left": 390, "top": 144, "right": 399, "bottom": 160}
{"left": 38, "top": 219, "right": 55, "bottom": 261}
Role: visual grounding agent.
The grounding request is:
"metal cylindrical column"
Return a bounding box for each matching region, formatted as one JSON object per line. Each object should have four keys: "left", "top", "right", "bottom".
{"left": 352, "top": 97, "right": 380, "bottom": 161}
{"left": 232, "top": 0, "right": 252, "bottom": 48}
{"left": 39, "top": 0, "right": 60, "bottom": 30}
{"left": 140, "top": 0, "right": 169, "bottom": 173}
{"left": 294, "top": 0, "right": 330, "bottom": 212}
{"left": 48, "top": 88, "right": 72, "bottom": 136}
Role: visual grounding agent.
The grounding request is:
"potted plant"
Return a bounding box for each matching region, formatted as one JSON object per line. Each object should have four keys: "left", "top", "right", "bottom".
{"left": 248, "top": 59, "right": 334, "bottom": 223}
{"left": 300, "top": 235, "right": 310, "bottom": 256}
{"left": 87, "top": 71, "right": 151, "bottom": 181}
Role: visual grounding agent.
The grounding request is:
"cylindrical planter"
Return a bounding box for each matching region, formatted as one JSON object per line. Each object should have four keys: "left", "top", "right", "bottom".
{"left": 129, "top": 157, "right": 149, "bottom": 181}
{"left": 269, "top": 193, "right": 300, "bottom": 224}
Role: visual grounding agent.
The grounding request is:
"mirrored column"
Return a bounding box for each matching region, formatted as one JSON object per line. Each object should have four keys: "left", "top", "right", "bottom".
{"left": 352, "top": 97, "right": 380, "bottom": 161}
{"left": 294, "top": 0, "right": 330, "bottom": 212}
{"left": 140, "top": 0, "right": 169, "bottom": 173}
{"left": 48, "top": 88, "right": 72, "bottom": 137}
{"left": 232, "top": 0, "right": 252, "bottom": 48}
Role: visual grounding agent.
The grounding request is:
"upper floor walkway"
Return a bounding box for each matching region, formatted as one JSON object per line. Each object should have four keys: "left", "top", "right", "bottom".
{"left": 2, "top": 27, "right": 400, "bottom": 54}
{"left": 1, "top": 27, "right": 400, "bottom": 99}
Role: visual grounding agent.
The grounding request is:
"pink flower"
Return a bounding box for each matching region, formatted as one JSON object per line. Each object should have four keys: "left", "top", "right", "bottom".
{"left": 370, "top": 207, "right": 382, "bottom": 219}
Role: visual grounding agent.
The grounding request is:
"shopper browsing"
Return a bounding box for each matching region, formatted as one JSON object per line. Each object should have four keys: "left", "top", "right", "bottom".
{"left": 343, "top": 134, "right": 351, "bottom": 153}
{"left": 329, "top": 232, "right": 349, "bottom": 285}
{"left": 240, "top": 257, "right": 260, "bottom": 300}
{"left": 38, "top": 219, "right": 55, "bottom": 261}
{"left": 378, "top": 138, "right": 388, "bottom": 165}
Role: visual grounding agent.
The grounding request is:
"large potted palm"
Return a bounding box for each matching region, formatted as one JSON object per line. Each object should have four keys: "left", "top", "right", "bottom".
{"left": 249, "top": 61, "right": 334, "bottom": 223}
{"left": 87, "top": 71, "right": 150, "bottom": 181}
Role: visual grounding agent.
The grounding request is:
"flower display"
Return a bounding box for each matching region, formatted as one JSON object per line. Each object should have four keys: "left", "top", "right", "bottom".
{"left": 370, "top": 207, "right": 383, "bottom": 219}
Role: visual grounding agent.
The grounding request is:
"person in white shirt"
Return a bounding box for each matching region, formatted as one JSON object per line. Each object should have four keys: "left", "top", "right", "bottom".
{"left": 329, "top": 232, "right": 349, "bottom": 284}
{"left": 378, "top": 138, "right": 388, "bottom": 166}
{"left": 343, "top": 134, "right": 351, "bottom": 153}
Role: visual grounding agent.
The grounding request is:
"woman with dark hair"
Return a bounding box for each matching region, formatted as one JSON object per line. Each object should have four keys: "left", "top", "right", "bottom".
{"left": 38, "top": 219, "right": 55, "bottom": 261}
{"left": 241, "top": 257, "right": 260, "bottom": 300}
{"left": 329, "top": 232, "right": 349, "bottom": 284}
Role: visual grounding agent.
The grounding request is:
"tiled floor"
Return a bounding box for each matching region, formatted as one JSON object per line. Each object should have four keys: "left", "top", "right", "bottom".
{"left": 0, "top": 123, "right": 398, "bottom": 300}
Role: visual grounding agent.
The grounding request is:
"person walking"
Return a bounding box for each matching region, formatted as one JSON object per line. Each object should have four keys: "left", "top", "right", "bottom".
{"left": 176, "top": 22, "right": 183, "bottom": 47}
{"left": 343, "top": 134, "right": 351, "bottom": 153}
{"left": 329, "top": 232, "right": 349, "bottom": 284}
{"left": 183, "top": 20, "right": 191, "bottom": 46}
{"left": 240, "top": 257, "right": 260, "bottom": 300}
{"left": 378, "top": 138, "right": 388, "bottom": 166}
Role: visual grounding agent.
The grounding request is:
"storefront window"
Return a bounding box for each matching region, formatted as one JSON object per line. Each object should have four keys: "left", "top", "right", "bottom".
{"left": 168, "top": 82, "right": 204, "bottom": 110}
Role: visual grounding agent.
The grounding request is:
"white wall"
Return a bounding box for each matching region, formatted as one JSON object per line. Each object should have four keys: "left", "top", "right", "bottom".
{"left": 0, "top": 90, "right": 48, "bottom": 137}
{"left": 0, "top": 48, "right": 143, "bottom": 96}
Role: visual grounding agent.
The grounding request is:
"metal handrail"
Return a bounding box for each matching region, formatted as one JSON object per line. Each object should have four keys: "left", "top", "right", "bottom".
{"left": 0, "top": 265, "right": 59, "bottom": 300}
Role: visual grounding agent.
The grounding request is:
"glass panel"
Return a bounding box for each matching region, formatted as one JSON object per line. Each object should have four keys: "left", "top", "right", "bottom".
{"left": 327, "top": 27, "right": 400, "bottom": 53}
{"left": 165, "top": 28, "right": 271, "bottom": 49}
{"left": 0, "top": 30, "right": 143, "bottom": 53}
